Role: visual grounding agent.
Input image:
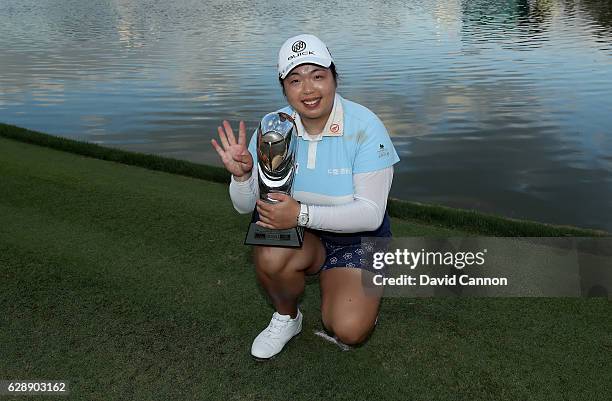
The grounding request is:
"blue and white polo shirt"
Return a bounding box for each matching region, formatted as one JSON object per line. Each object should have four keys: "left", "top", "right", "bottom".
{"left": 248, "top": 93, "right": 400, "bottom": 207}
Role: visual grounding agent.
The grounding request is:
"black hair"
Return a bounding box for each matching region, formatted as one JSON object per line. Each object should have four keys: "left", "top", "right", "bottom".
{"left": 279, "top": 62, "right": 339, "bottom": 97}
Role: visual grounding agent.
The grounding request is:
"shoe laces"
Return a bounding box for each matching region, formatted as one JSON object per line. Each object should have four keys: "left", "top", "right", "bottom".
{"left": 266, "top": 314, "right": 290, "bottom": 337}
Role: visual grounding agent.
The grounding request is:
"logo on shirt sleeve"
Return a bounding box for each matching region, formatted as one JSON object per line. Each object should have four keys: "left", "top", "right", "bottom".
{"left": 377, "top": 143, "right": 390, "bottom": 159}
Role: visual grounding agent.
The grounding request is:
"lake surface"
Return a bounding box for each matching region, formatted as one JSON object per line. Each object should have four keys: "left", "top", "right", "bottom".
{"left": 1, "top": 0, "right": 611, "bottom": 231}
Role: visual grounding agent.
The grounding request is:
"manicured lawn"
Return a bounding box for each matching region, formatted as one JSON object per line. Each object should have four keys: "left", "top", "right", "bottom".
{"left": 1, "top": 136, "right": 610, "bottom": 400}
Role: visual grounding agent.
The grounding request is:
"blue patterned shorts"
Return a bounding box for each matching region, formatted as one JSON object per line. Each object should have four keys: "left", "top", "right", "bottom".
{"left": 313, "top": 234, "right": 391, "bottom": 275}
{"left": 250, "top": 209, "right": 391, "bottom": 275}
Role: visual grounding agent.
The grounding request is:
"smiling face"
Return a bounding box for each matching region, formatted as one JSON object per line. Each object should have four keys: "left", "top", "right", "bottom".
{"left": 282, "top": 63, "right": 337, "bottom": 135}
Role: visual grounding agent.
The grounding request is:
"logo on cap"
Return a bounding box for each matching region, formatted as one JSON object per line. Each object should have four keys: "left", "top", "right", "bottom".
{"left": 292, "top": 40, "right": 306, "bottom": 53}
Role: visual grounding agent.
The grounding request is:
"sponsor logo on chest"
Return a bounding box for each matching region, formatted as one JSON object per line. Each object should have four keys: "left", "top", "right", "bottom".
{"left": 328, "top": 168, "right": 352, "bottom": 176}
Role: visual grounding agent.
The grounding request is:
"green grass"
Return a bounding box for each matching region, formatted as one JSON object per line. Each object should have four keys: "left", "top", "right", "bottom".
{"left": 1, "top": 134, "right": 611, "bottom": 400}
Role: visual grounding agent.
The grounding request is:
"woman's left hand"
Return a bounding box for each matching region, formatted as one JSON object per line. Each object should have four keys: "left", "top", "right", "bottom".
{"left": 256, "top": 193, "right": 301, "bottom": 230}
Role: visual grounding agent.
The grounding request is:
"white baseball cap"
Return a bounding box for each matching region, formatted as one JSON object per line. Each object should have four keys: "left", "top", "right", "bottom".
{"left": 277, "top": 34, "right": 334, "bottom": 79}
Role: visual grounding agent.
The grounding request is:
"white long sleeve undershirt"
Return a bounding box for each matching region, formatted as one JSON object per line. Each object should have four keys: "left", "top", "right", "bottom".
{"left": 229, "top": 166, "right": 394, "bottom": 233}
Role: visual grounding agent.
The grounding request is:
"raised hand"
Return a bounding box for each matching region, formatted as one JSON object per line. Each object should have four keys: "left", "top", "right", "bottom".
{"left": 211, "top": 120, "right": 254, "bottom": 179}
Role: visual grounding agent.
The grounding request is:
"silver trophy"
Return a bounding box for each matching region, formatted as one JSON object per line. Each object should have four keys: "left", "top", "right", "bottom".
{"left": 245, "top": 111, "right": 305, "bottom": 247}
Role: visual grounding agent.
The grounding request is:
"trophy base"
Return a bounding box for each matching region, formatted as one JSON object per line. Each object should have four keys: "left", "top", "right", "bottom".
{"left": 244, "top": 223, "right": 305, "bottom": 248}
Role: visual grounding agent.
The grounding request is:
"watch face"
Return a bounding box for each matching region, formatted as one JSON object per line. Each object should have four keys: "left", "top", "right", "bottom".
{"left": 299, "top": 213, "right": 308, "bottom": 226}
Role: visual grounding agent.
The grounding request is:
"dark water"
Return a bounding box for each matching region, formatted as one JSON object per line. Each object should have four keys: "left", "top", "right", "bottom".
{"left": 1, "top": 0, "right": 611, "bottom": 231}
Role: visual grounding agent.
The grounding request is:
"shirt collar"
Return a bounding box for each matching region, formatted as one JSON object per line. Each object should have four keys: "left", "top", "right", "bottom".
{"left": 291, "top": 93, "right": 344, "bottom": 141}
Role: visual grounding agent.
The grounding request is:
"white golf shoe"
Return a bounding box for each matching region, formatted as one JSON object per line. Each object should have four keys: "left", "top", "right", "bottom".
{"left": 251, "top": 310, "right": 302, "bottom": 360}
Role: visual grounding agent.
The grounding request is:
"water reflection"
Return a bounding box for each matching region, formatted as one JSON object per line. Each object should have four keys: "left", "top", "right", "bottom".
{"left": 577, "top": 0, "right": 612, "bottom": 34}
{"left": 462, "top": 0, "right": 554, "bottom": 50}
{"left": 0, "top": 0, "right": 611, "bottom": 231}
